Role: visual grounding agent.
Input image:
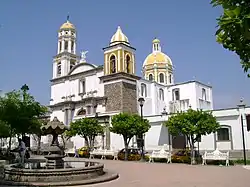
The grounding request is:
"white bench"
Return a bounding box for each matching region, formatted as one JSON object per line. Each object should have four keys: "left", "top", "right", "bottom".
{"left": 65, "top": 148, "right": 75, "bottom": 157}
{"left": 89, "top": 148, "right": 118, "bottom": 160}
{"left": 202, "top": 149, "right": 229, "bottom": 166}
{"left": 148, "top": 148, "right": 171, "bottom": 163}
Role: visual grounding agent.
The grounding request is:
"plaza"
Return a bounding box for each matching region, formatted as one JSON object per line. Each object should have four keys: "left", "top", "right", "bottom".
{"left": 67, "top": 157, "right": 250, "bottom": 187}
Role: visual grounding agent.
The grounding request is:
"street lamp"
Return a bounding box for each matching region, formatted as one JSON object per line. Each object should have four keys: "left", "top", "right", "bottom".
{"left": 237, "top": 99, "right": 247, "bottom": 165}
{"left": 138, "top": 97, "right": 145, "bottom": 161}
{"left": 162, "top": 107, "right": 171, "bottom": 152}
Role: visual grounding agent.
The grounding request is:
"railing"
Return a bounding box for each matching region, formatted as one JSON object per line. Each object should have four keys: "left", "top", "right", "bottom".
{"left": 169, "top": 99, "right": 190, "bottom": 113}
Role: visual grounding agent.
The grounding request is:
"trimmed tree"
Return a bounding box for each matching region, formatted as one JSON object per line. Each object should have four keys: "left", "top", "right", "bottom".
{"left": 69, "top": 118, "right": 103, "bottom": 149}
{"left": 0, "top": 85, "right": 47, "bottom": 150}
{"left": 110, "top": 113, "right": 150, "bottom": 161}
{"left": 165, "top": 109, "right": 220, "bottom": 164}
{"left": 0, "top": 120, "right": 11, "bottom": 149}
{"left": 30, "top": 118, "right": 49, "bottom": 154}
{"left": 211, "top": 0, "right": 250, "bottom": 76}
{"left": 61, "top": 129, "right": 74, "bottom": 149}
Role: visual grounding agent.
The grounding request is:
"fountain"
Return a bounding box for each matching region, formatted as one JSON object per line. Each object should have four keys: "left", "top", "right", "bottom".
{"left": 42, "top": 117, "right": 67, "bottom": 169}
{"left": 1, "top": 117, "right": 118, "bottom": 186}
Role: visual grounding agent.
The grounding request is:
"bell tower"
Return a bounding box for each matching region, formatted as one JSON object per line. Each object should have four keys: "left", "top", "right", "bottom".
{"left": 103, "top": 26, "right": 136, "bottom": 75}
{"left": 100, "top": 26, "right": 140, "bottom": 113}
{"left": 52, "top": 16, "right": 78, "bottom": 79}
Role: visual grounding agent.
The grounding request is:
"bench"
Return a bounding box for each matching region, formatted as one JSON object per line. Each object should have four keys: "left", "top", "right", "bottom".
{"left": 89, "top": 148, "right": 118, "bottom": 160}
{"left": 148, "top": 148, "right": 171, "bottom": 163}
{"left": 202, "top": 149, "right": 229, "bottom": 166}
{"left": 65, "top": 148, "right": 75, "bottom": 157}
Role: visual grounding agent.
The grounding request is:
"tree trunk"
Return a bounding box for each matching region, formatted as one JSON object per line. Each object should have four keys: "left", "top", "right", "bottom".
{"left": 124, "top": 140, "right": 129, "bottom": 161}
{"left": 8, "top": 136, "right": 12, "bottom": 152}
{"left": 84, "top": 137, "right": 90, "bottom": 149}
{"left": 61, "top": 135, "right": 66, "bottom": 149}
{"left": 188, "top": 136, "right": 196, "bottom": 165}
{"left": 90, "top": 136, "right": 95, "bottom": 149}
{"left": 37, "top": 135, "right": 41, "bottom": 155}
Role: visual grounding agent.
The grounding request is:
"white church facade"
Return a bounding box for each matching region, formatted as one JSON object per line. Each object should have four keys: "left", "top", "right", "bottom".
{"left": 40, "top": 18, "right": 250, "bottom": 155}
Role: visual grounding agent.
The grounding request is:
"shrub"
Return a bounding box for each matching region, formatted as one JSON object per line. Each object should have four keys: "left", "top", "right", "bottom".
{"left": 118, "top": 153, "right": 141, "bottom": 161}
{"left": 233, "top": 159, "right": 250, "bottom": 165}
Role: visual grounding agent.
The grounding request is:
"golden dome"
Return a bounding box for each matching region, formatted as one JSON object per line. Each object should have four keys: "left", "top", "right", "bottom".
{"left": 143, "top": 52, "right": 172, "bottom": 67}
{"left": 110, "top": 26, "right": 130, "bottom": 46}
{"left": 60, "top": 20, "right": 75, "bottom": 30}
{"left": 152, "top": 38, "right": 160, "bottom": 43}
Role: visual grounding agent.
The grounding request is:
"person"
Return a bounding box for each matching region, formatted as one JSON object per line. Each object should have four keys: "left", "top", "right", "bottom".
{"left": 74, "top": 146, "right": 79, "bottom": 158}
{"left": 18, "top": 138, "right": 26, "bottom": 165}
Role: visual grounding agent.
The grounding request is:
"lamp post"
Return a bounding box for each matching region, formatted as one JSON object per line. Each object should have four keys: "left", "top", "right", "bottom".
{"left": 162, "top": 107, "right": 171, "bottom": 152}
{"left": 237, "top": 99, "right": 247, "bottom": 165}
{"left": 138, "top": 97, "right": 145, "bottom": 162}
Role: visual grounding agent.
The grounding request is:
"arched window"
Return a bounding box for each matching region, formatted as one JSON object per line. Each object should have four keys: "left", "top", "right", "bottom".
{"left": 159, "top": 73, "right": 164, "bottom": 83}
{"left": 59, "top": 42, "right": 62, "bottom": 52}
{"left": 126, "top": 55, "right": 130, "bottom": 73}
{"left": 57, "top": 63, "right": 61, "bottom": 76}
{"left": 172, "top": 88, "right": 180, "bottom": 101}
{"left": 64, "top": 41, "right": 68, "bottom": 50}
{"left": 217, "top": 126, "right": 230, "bottom": 141}
{"left": 141, "top": 83, "right": 147, "bottom": 97}
{"left": 202, "top": 88, "right": 207, "bottom": 100}
{"left": 110, "top": 55, "right": 116, "bottom": 73}
{"left": 70, "top": 61, "right": 75, "bottom": 70}
{"left": 169, "top": 75, "right": 172, "bottom": 84}
{"left": 77, "top": 108, "right": 86, "bottom": 116}
{"left": 159, "top": 88, "right": 164, "bottom": 100}
{"left": 71, "top": 42, "right": 74, "bottom": 52}
{"left": 148, "top": 74, "right": 153, "bottom": 81}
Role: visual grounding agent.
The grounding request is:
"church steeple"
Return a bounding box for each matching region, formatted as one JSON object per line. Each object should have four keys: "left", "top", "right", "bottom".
{"left": 103, "top": 26, "right": 136, "bottom": 75}
{"left": 57, "top": 15, "right": 76, "bottom": 54}
{"left": 52, "top": 17, "right": 78, "bottom": 79}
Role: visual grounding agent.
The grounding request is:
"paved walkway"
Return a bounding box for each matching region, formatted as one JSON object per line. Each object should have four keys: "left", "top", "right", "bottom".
{"left": 16, "top": 156, "right": 250, "bottom": 187}
{"left": 62, "top": 158, "right": 250, "bottom": 187}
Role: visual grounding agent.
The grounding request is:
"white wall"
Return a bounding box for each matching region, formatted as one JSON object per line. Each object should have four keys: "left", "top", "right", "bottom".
{"left": 143, "top": 107, "right": 250, "bottom": 152}
{"left": 50, "top": 64, "right": 104, "bottom": 106}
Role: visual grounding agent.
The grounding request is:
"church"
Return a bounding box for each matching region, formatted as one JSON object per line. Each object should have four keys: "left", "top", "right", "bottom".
{"left": 42, "top": 18, "right": 250, "bottom": 155}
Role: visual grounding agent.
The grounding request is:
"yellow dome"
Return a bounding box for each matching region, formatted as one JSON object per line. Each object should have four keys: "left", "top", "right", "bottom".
{"left": 110, "top": 26, "right": 130, "bottom": 46}
{"left": 60, "top": 21, "right": 75, "bottom": 30}
{"left": 152, "top": 38, "right": 160, "bottom": 43}
{"left": 143, "top": 52, "right": 172, "bottom": 66}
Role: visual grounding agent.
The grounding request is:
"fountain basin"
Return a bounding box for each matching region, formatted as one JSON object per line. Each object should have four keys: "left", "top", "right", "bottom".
{"left": 1, "top": 159, "right": 119, "bottom": 186}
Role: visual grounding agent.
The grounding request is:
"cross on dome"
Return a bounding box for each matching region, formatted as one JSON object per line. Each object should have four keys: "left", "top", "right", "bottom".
{"left": 59, "top": 14, "right": 76, "bottom": 31}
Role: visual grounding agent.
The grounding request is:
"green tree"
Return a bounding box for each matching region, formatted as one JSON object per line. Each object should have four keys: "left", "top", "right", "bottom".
{"left": 17, "top": 85, "right": 47, "bottom": 136}
{"left": 211, "top": 0, "right": 250, "bottom": 76}
{"left": 0, "top": 85, "right": 47, "bottom": 150}
{"left": 0, "top": 91, "right": 22, "bottom": 150}
{"left": 110, "top": 113, "right": 150, "bottom": 161}
{"left": 165, "top": 109, "right": 220, "bottom": 164}
{"left": 0, "top": 120, "right": 11, "bottom": 149}
{"left": 30, "top": 118, "right": 48, "bottom": 154}
{"left": 69, "top": 118, "right": 103, "bottom": 149}
{"left": 61, "top": 129, "right": 74, "bottom": 149}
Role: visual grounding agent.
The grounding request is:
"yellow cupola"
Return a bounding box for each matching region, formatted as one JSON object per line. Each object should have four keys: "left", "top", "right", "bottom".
{"left": 143, "top": 38, "right": 172, "bottom": 66}
{"left": 142, "top": 38, "right": 174, "bottom": 85}
{"left": 110, "top": 26, "right": 130, "bottom": 46}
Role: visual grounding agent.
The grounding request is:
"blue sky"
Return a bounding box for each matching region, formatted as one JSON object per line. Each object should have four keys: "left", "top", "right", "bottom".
{"left": 0, "top": 1, "right": 249, "bottom": 109}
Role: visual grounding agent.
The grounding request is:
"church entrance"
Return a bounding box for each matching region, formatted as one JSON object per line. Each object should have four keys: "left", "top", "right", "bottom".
{"left": 172, "top": 135, "right": 186, "bottom": 149}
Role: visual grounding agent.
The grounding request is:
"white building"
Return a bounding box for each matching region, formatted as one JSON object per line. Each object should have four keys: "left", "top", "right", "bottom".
{"left": 39, "top": 18, "right": 250, "bottom": 157}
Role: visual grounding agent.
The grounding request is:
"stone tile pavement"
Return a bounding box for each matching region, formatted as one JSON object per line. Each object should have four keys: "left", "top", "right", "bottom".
{"left": 14, "top": 156, "right": 250, "bottom": 187}
{"left": 64, "top": 158, "right": 250, "bottom": 187}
